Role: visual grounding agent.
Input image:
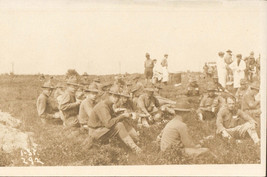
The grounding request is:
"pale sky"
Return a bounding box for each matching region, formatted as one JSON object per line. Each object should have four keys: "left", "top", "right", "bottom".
{"left": 0, "top": 0, "right": 266, "bottom": 75}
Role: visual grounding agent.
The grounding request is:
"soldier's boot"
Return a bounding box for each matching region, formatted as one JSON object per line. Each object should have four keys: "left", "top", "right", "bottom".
{"left": 247, "top": 129, "right": 260, "bottom": 144}
{"left": 122, "top": 136, "right": 142, "bottom": 154}
{"left": 184, "top": 147, "right": 209, "bottom": 157}
{"left": 81, "top": 136, "right": 94, "bottom": 150}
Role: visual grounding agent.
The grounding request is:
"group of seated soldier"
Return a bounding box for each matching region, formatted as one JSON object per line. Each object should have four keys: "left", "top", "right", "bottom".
{"left": 196, "top": 79, "right": 261, "bottom": 145}
{"left": 36, "top": 72, "right": 261, "bottom": 156}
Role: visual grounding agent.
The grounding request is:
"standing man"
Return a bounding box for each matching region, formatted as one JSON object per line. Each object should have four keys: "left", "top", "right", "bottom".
{"left": 224, "top": 50, "right": 233, "bottom": 84}
{"left": 144, "top": 53, "right": 154, "bottom": 84}
{"left": 59, "top": 77, "right": 81, "bottom": 127}
{"left": 36, "top": 81, "right": 61, "bottom": 124}
{"left": 86, "top": 86, "right": 141, "bottom": 153}
{"left": 161, "top": 54, "right": 169, "bottom": 85}
{"left": 216, "top": 97, "right": 260, "bottom": 145}
{"left": 216, "top": 51, "right": 227, "bottom": 88}
{"left": 78, "top": 84, "right": 100, "bottom": 129}
{"left": 229, "top": 54, "right": 246, "bottom": 92}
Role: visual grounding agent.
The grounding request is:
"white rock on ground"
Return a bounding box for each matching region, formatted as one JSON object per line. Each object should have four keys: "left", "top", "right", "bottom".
{"left": 0, "top": 110, "right": 36, "bottom": 153}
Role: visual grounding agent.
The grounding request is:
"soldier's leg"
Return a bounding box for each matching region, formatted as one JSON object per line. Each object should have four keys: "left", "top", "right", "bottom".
{"left": 114, "top": 122, "right": 142, "bottom": 153}
{"left": 123, "top": 121, "right": 140, "bottom": 142}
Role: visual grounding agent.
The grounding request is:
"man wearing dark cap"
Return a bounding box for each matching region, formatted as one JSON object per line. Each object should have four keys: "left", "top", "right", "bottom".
{"left": 197, "top": 83, "right": 225, "bottom": 121}
{"left": 37, "top": 81, "right": 61, "bottom": 124}
{"left": 144, "top": 53, "right": 154, "bottom": 84}
{"left": 86, "top": 86, "right": 141, "bottom": 153}
{"left": 59, "top": 77, "right": 82, "bottom": 127}
{"left": 158, "top": 102, "right": 209, "bottom": 156}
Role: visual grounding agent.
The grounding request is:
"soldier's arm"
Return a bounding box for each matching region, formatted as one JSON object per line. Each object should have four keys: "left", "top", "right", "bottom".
{"left": 96, "top": 105, "right": 125, "bottom": 129}
{"left": 59, "top": 94, "right": 80, "bottom": 111}
{"left": 216, "top": 109, "right": 226, "bottom": 133}
{"left": 238, "top": 109, "right": 256, "bottom": 124}
{"left": 245, "top": 95, "right": 259, "bottom": 109}
{"left": 37, "top": 97, "right": 54, "bottom": 119}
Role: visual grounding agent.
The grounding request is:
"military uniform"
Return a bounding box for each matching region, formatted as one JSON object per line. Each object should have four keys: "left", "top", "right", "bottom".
{"left": 144, "top": 59, "right": 154, "bottom": 79}
{"left": 197, "top": 94, "right": 225, "bottom": 120}
{"left": 36, "top": 93, "right": 59, "bottom": 124}
{"left": 87, "top": 99, "right": 140, "bottom": 151}
{"left": 59, "top": 90, "right": 80, "bottom": 127}
{"left": 160, "top": 116, "right": 196, "bottom": 151}
{"left": 79, "top": 97, "right": 95, "bottom": 125}
{"left": 216, "top": 107, "right": 259, "bottom": 143}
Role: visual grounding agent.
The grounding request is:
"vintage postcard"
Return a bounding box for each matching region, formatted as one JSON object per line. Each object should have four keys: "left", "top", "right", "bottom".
{"left": 0, "top": 0, "right": 266, "bottom": 176}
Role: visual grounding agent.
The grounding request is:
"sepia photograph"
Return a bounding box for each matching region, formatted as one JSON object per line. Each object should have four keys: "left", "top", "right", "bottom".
{"left": 0, "top": 0, "right": 266, "bottom": 176}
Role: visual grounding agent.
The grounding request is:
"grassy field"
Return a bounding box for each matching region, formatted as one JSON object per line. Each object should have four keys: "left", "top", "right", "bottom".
{"left": 0, "top": 73, "right": 261, "bottom": 166}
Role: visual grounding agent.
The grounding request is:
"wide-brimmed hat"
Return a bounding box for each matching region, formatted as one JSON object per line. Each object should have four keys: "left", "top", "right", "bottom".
{"left": 66, "top": 77, "right": 80, "bottom": 86}
{"left": 55, "top": 83, "right": 64, "bottom": 88}
{"left": 120, "top": 90, "right": 131, "bottom": 98}
{"left": 226, "top": 49, "right": 232, "bottom": 53}
{"left": 109, "top": 85, "right": 122, "bottom": 96}
{"left": 84, "top": 84, "right": 100, "bottom": 93}
{"left": 250, "top": 82, "right": 260, "bottom": 90}
{"left": 42, "top": 81, "right": 55, "bottom": 89}
{"left": 164, "top": 54, "right": 168, "bottom": 57}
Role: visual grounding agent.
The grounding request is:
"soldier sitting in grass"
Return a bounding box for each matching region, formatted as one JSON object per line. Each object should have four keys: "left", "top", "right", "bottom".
{"left": 59, "top": 77, "right": 82, "bottom": 128}
{"left": 157, "top": 102, "right": 209, "bottom": 157}
{"left": 235, "top": 79, "right": 248, "bottom": 109}
{"left": 84, "top": 86, "right": 141, "bottom": 153}
{"left": 197, "top": 83, "right": 225, "bottom": 121}
{"left": 137, "top": 85, "right": 162, "bottom": 127}
{"left": 186, "top": 78, "right": 200, "bottom": 96}
{"left": 216, "top": 97, "right": 260, "bottom": 145}
{"left": 78, "top": 84, "right": 100, "bottom": 132}
{"left": 241, "top": 82, "right": 261, "bottom": 127}
{"left": 36, "top": 81, "right": 61, "bottom": 125}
